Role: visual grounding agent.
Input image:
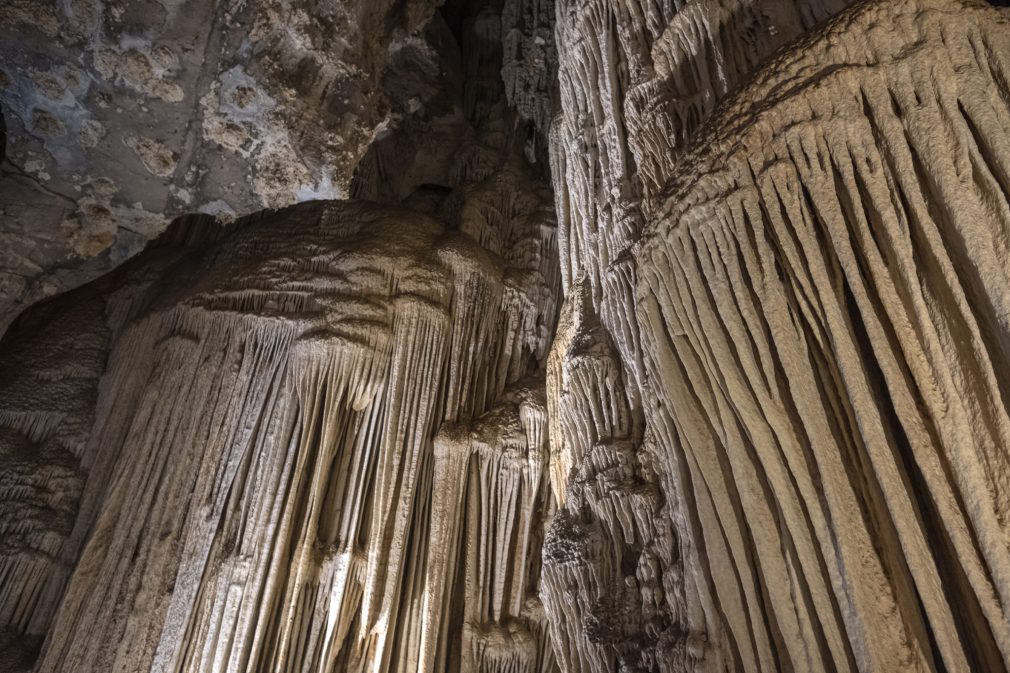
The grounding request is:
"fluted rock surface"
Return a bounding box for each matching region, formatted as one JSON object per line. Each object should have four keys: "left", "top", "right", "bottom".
{"left": 542, "top": 0, "right": 1010, "bottom": 672}
{"left": 636, "top": 1, "right": 1010, "bottom": 669}
{"left": 2, "top": 186, "right": 559, "bottom": 672}
{"left": 0, "top": 2, "right": 565, "bottom": 668}
{"left": 542, "top": 0, "right": 861, "bottom": 670}
{"left": 4, "top": 0, "right": 1010, "bottom": 672}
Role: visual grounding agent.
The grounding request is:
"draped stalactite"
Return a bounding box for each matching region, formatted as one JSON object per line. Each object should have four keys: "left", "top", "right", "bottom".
{"left": 0, "top": 5, "right": 566, "bottom": 656}
{"left": 0, "top": 231, "right": 213, "bottom": 664}
{"left": 542, "top": 0, "right": 1010, "bottom": 672}
{"left": 12, "top": 190, "right": 559, "bottom": 673}
{"left": 0, "top": 1, "right": 570, "bottom": 668}
{"left": 542, "top": 0, "right": 861, "bottom": 670}
{"left": 426, "top": 379, "right": 555, "bottom": 673}
{"left": 4, "top": 0, "right": 1010, "bottom": 672}
{"left": 632, "top": 1, "right": 1010, "bottom": 671}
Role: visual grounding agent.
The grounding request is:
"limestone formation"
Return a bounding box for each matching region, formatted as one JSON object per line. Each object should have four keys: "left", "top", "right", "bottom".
{"left": 12, "top": 194, "right": 557, "bottom": 673}
{"left": 5, "top": 0, "right": 1010, "bottom": 672}
{"left": 636, "top": 2, "right": 1010, "bottom": 670}
{"left": 541, "top": 0, "right": 860, "bottom": 669}
{"left": 542, "top": 0, "right": 1010, "bottom": 672}
{"left": 0, "top": 0, "right": 444, "bottom": 334}
{"left": 0, "top": 3, "right": 565, "bottom": 670}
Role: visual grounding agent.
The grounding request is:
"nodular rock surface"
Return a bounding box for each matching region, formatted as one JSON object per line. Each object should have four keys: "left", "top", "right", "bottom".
{"left": 0, "top": 0, "right": 445, "bottom": 334}
{"left": 4, "top": 0, "right": 1010, "bottom": 672}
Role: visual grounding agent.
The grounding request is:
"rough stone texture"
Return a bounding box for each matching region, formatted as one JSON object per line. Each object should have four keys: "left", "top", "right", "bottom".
{"left": 540, "top": 0, "right": 860, "bottom": 670}
{"left": 541, "top": 0, "right": 1010, "bottom": 671}
{"left": 15, "top": 196, "right": 557, "bottom": 673}
{"left": 1, "top": 191, "right": 561, "bottom": 673}
{"left": 501, "top": 0, "right": 557, "bottom": 163}
{"left": 635, "top": 1, "right": 1010, "bottom": 669}
{"left": 5, "top": 0, "right": 1010, "bottom": 672}
{"left": 0, "top": 3, "right": 564, "bottom": 671}
{"left": 0, "top": 0, "right": 443, "bottom": 335}
{"left": 0, "top": 215, "right": 224, "bottom": 660}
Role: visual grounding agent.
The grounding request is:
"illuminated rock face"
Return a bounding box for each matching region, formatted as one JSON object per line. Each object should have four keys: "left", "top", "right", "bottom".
{"left": 21, "top": 197, "right": 557, "bottom": 673}
{"left": 1, "top": 187, "right": 560, "bottom": 673}
{"left": 635, "top": 2, "right": 1010, "bottom": 669}
{"left": 0, "top": 3, "right": 564, "bottom": 669}
{"left": 5, "top": 1, "right": 1010, "bottom": 672}
{"left": 543, "top": 1, "right": 1010, "bottom": 672}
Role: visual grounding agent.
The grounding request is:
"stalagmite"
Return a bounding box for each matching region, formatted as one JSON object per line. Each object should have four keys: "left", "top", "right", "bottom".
{"left": 4, "top": 0, "right": 1010, "bottom": 671}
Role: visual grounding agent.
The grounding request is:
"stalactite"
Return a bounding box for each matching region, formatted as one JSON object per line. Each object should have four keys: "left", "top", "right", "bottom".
{"left": 6, "top": 1, "right": 1010, "bottom": 672}
{"left": 631, "top": 0, "right": 1010, "bottom": 670}
{"left": 9, "top": 191, "right": 559, "bottom": 673}
{"left": 426, "top": 379, "right": 555, "bottom": 673}
{"left": 0, "top": 239, "right": 203, "bottom": 653}
{"left": 542, "top": 0, "right": 1010, "bottom": 672}
{"left": 0, "top": 2, "right": 566, "bottom": 668}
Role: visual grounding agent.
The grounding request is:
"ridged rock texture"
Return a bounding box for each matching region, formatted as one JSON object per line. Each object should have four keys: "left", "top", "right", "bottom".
{"left": 0, "top": 3, "right": 563, "bottom": 671}
{"left": 638, "top": 2, "right": 1010, "bottom": 670}
{"left": 14, "top": 196, "right": 557, "bottom": 673}
{"left": 4, "top": 0, "right": 1010, "bottom": 672}
{"left": 544, "top": 0, "right": 1010, "bottom": 672}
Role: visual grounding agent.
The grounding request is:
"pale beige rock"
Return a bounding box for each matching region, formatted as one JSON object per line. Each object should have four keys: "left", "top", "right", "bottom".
{"left": 4, "top": 1, "right": 1010, "bottom": 673}
{"left": 7, "top": 188, "right": 559, "bottom": 673}
{"left": 0, "top": 7, "right": 563, "bottom": 666}
{"left": 629, "top": 0, "right": 1010, "bottom": 671}
{"left": 541, "top": 0, "right": 861, "bottom": 670}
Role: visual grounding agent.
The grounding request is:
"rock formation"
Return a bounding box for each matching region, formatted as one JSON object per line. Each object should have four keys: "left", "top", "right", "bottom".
{"left": 4, "top": 0, "right": 1010, "bottom": 672}
{"left": 0, "top": 0, "right": 444, "bottom": 334}
{"left": 7, "top": 192, "right": 558, "bottom": 673}
{"left": 1, "top": 3, "right": 566, "bottom": 671}
{"left": 543, "top": 1, "right": 1010, "bottom": 672}
{"left": 637, "top": 2, "right": 1010, "bottom": 670}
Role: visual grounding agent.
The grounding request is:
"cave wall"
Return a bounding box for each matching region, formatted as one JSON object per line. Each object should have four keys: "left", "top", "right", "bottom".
{"left": 20, "top": 196, "right": 557, "bottom": 673}
{"left": 4, "top": 0, "right": 1010, "bottom": 672}
{"left": 540, "top": 0, "right": 857, "bottom": 669}
{"left": 0, "top": 0, "right": 444, "bottom": 335}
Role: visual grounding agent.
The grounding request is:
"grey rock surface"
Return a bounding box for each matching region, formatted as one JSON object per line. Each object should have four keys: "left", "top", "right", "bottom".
{"left": 0, "top": 0, "right": 442, "bottom": 334}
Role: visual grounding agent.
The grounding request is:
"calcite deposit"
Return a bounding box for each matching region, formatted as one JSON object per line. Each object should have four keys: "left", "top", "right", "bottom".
{"left": 544, "top": 0, "right": 1010, "bottom": 672}
{"left": 636, "top": 2, "right": 1010, "bottom": 670}
{"left": 4, "top": 0, "right": 1010, "bottom": 672}
{"left": 18, "top": 195, "right": 558, "bottom": 673}
{"left": 1, "top": 3, "right": 563, "bottom": 671}
{"left": 0, "top": 0, "right": 444, "bottom": 334}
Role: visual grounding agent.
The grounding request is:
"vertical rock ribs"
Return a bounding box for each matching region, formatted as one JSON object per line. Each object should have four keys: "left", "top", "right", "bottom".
{"left": 4, "top": 1, "right": 1010, "bottom": 672}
